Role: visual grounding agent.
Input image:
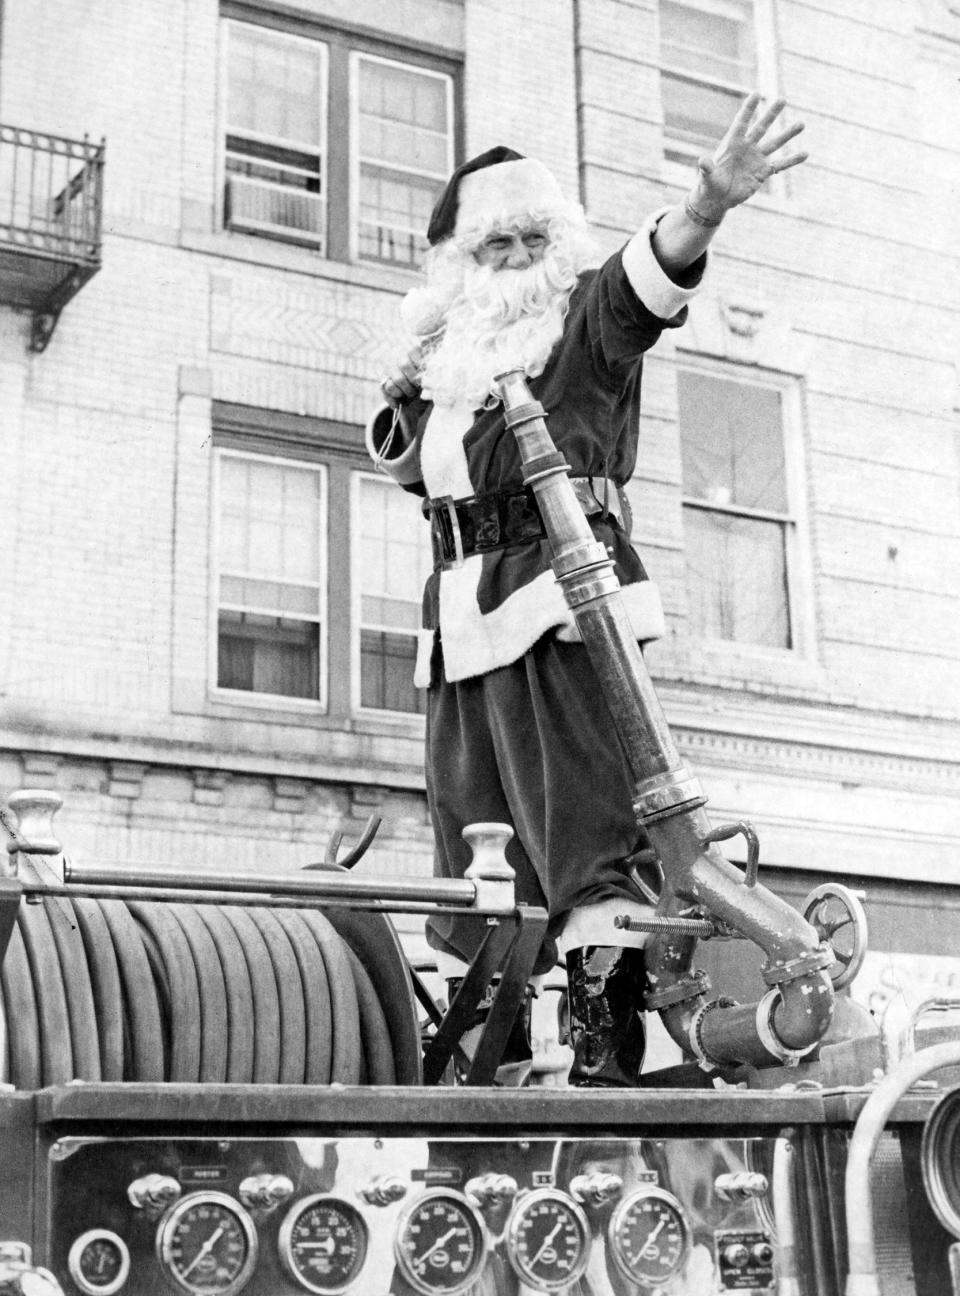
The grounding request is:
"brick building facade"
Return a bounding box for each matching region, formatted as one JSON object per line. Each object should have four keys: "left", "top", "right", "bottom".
{"left": 0, "top": 0, "right": 958, "bottom": 991}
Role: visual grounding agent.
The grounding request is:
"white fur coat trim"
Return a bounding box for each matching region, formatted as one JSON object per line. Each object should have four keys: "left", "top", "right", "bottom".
{"left": 623, "top": 207, "right": 704, "bottom": 321}
{"left": 419, "top": 399, "right": 475, "bottom": 497}
{"left": 412, "top": 569, "right": 665, "bottom": 686}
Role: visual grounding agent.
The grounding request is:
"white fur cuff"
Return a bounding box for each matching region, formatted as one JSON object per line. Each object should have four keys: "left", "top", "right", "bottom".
{"left": 622, "top": 207, "right": 705, "bottom": 321}
{"left": 364, "top": 403, "right": 422, "bottom": 487}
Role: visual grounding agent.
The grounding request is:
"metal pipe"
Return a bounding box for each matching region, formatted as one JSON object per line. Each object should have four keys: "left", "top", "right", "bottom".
{"left": 497, "top": 370, "right": 835, "bottom": 1068}
{"left": 22, "top": 881, "right": 490, "bottom": 918}
{"left": 63, "top": 861, "right": 485, "bottom": 909}
{"left": 844, "top": 1041, "right": 960, "bottom": 1296}
{"left": 880, "top": 994, "right": 960, "bottom": 1073}
{"left": 771, "top": 1137, "right": 802, "bottom": 1296}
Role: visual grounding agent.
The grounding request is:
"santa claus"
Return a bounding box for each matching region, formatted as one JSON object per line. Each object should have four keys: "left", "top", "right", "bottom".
{"left": 368, "top": 94, "right": 807, "bottom": 1087}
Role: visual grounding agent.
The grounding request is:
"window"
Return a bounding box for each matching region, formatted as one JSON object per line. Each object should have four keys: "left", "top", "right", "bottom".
{"left": 224, "top": 23, "right": 327, "bottom": 249}
{"left": 355, "top": 475, "right": 433, "bottom": 714}
{"left": 659, "top": 0, "right": 756, "bottom": 164}
{"left": 222, "top": 18, "right": 456, "bottom": 266}
{"left": 679, "top": 369, "right": 796, "bottom": 649}
{"left": 215, "top": 451, "right": 327, "bottom": 702}
{"left": 210, "top": 416, "right": 434, "bottom": 718}
{"left": 354, "top": 54, "right": 454, "bottom": 267}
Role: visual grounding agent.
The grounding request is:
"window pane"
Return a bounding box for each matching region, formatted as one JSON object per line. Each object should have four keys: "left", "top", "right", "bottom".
{"left": 661, "top": 1, "right": 752, "bottom": 82}
{"left": 660, "top": 1, "right": 755, "bottom": 153}
{"left": 216, "top": 453, "right": 325, "bottom": 701}
{"left": 662, "top": 73, "right": 746, "bottom": 151}
{"left": 360, "top": 630, "right": 425, "bottom": 714}
{"left": 228, "top": 26, "right": 324, "bottom": 146}
{"left": 679, "top": 371, "right": 786, "bottom": 512}
{"left": 357, "top": 476, "right": 432, "bottom": 712}
{"left": 218, "top": 611, "right": 320, "bottom": 698}
{"left": 684, "top": 507, "right": 791, "bottom": 647}
{"left": 225, "top": 23, "right": 326, "bottom": 249}
{"left": 356, "top": 56, "right": 451, "bottom": 266}
{"left": 358, "top": 167, "right": 438, "bottom": 266}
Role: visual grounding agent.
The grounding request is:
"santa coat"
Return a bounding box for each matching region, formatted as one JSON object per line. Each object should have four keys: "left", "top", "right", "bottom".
{"left": 369, "top": 212, "right": 706, "bottom": 686}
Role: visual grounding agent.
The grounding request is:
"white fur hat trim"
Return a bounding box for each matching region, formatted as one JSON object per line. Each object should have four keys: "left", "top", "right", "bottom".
{"left": 454, "top": 158, "right": 569, "bottom": 241}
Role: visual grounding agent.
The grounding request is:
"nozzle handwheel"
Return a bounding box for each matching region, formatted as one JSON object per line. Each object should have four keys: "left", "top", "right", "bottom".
{"left": 801, "top": 883, "right": 868, "bottom": 989}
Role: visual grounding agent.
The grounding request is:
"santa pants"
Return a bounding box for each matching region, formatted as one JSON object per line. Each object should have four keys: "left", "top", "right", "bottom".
{"left": 425, "top": 634, "right": 652, "bottom": 977}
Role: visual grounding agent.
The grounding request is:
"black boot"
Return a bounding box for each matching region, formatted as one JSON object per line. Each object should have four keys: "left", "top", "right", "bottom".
{"left": 446, "top": 977, "right": 534, "bottom": 1086}
{"left": 565, "top": 946, "right": 646, "bottom": 1087}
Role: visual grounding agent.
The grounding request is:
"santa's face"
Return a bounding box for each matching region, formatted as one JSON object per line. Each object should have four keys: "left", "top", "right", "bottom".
{"left": 473, "top": 221, "right": 551, "bottom": 271}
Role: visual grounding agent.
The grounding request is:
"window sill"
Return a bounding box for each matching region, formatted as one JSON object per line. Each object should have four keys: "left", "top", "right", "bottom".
{"left": 199, "top": 688, "right": 426, "bottom": 736}
{"left": 207, "top": 688, "right": 327, "bottom": 721}
{"left": 648, "top": 633, "right": 826, "bottom": 700}
{"left": 180, "top": 226, "right": 423, "bottom": 296}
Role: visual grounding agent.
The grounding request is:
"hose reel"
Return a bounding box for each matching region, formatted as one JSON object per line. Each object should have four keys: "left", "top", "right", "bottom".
{"left": 0, "top": 891, "right": 421, "bottom": 1089}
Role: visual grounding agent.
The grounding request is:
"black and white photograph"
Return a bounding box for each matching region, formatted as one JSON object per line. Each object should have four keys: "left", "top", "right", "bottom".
{"left": 0, "top": 1, "right": 958, "bottom": 1292}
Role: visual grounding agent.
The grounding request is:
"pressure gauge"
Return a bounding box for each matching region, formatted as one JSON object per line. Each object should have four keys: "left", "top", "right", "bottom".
{"left": 278, "top": 1195, "right": 368, "bottom": 1294}
{"left": 394, "top": 1190, "right": 487, "bottom": 1295}
{"left": 156, "top": 1192, "right": 258, "bottom": 1296}
{"left": 607, "top": 1187, "right": 691, "bottom": 1289}
{"left": 67, "top": 1231, "right": 130, "bottom": 1296}
{"left": 505, "top": 1188, "right": 591, "bottom": 1291}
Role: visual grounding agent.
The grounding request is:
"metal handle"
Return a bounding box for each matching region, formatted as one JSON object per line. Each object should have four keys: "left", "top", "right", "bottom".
{"left": 701, "top": 822, "right": 760, "bottom": 888}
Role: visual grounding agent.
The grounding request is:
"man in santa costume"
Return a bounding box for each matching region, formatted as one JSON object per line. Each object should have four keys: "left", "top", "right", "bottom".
{"left": 368, "top": 93, "right": 807, "bottom": 1087}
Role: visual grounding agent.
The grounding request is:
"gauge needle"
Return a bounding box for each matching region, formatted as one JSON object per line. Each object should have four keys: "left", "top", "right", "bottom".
{"left": 531, "top": 1221, "right": 563, "bottom": 1266}
{"left": 414, "top": 1227, "right": 458, "bottom": 1267}
{"left": 641, "top": 1219, "right": 666, "bottom": 1257}
{"left": 181, "top": 1225, "right": 226, "bottom": 1279}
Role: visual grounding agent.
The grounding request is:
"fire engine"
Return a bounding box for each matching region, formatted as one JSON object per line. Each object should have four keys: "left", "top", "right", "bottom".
{"left": 1, "top": 375, "right": 957, "bottom": 1296}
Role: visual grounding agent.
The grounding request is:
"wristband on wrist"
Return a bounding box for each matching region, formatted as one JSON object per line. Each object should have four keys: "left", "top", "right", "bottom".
{"left": 684, "top": 198, "right": 723, "bottom": 228}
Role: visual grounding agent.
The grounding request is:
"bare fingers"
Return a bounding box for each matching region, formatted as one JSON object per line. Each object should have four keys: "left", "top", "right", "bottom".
{"left": 768, "top": 150, "right": 809, "bottom": 175}
{"left": 726, "top": 90, "right": 763, "bottom": 140}
{"left": 760, "top": 120, "right": 806, "bottom": 155}
{"left": 745, "top": 96, "right": 786, "bottom": 143}
{"left": 380, "top": 346, "right": 424, "bottom": 406}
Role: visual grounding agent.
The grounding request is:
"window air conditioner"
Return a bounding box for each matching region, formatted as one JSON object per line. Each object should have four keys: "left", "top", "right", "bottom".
{"left": 225, "top": 174, "right": 325, "bottom": 251}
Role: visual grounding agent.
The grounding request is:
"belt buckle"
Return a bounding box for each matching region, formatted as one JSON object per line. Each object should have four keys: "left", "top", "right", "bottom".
{"left": 434, "top": 495, "right": 465, "bottom": 569}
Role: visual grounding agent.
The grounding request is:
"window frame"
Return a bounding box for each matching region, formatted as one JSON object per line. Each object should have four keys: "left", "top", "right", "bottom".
{"left": 350, "top": 469, "right": 433, "bottom": 720}
{"left": 207, "top": 406, "right": 431, "bottom": 726}
{"left": 348, "top": 49, "right": 456, "bottom": 269}
{"left": 657, "top": 0, "right": 781, "bottom": 183}
{"left": 209, "top": 445, "right": 330, "bottom": 712}
{"left": 218, "top": 8, "right": 461, "bottom": 266}
{"left": 220, "top": 18, "right": 330, "bottom": 253}
{"left": 676, "top": 357, "right": 815, "bottom": 662}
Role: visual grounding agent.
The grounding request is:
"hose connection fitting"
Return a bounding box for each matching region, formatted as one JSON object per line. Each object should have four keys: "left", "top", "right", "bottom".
{"left": 755, "top": 989, "right": 820, "bottom": 1068}
{"left": 646, "top": 969, "right": 712, "bottom": 1013}
{"left": 762, "top": 945, "right": 835, "bottom": 988}
{"left": 689, "top": 997, "right": 737, "bottom": 1070}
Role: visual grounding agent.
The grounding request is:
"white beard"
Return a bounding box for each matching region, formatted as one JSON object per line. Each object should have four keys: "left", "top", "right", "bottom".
{"left": 418, "top": 248, "right": 578, "bottom": 410}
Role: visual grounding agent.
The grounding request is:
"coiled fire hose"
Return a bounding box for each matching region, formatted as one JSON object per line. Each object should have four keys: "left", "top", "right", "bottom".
{"left": 0, "top": 895, "right": 410, "bottom": 1088}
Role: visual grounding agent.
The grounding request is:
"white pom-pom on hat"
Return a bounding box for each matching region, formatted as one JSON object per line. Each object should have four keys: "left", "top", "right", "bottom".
{"left": 399, "top": 285, "right": 450, "bottom": 337}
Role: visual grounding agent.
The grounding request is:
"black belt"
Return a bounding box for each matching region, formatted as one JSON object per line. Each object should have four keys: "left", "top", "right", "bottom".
{"left": 424, "top": 477, "right": 629, "bottom": 570}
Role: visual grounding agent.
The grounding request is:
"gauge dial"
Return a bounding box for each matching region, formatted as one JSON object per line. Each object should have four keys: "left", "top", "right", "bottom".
{"left": 394, "top": 1190, "right": 486, "bottom": 1295}
{"left": 156, "top": 1192, "right": 257, "bottom": 1296}
{"left": 506, "top": 1189, "right": 590, "bottom": 1292}
{"left": 278, "top": 1195, "right": 368, "bottom": 1294}
{"left": 608, "top": 1187, "right": 690, "bottom": 1289}
{"left": 67, "top": 1232, "right": 131, "bottom": 1296}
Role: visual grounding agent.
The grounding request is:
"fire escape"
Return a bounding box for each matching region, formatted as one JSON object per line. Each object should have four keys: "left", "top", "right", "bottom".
{"left": 0, "top": 125, "right": 104, "bottom": 352}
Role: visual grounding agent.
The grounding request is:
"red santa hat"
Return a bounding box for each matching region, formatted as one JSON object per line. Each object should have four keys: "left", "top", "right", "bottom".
{"left": 426, "top": 145, "right": 571, "bottom": 246}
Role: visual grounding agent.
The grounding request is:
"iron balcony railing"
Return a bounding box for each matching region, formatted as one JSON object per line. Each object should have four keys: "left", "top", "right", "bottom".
{"left": 0, "top": 124, "right": 105, "bottom": 350}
